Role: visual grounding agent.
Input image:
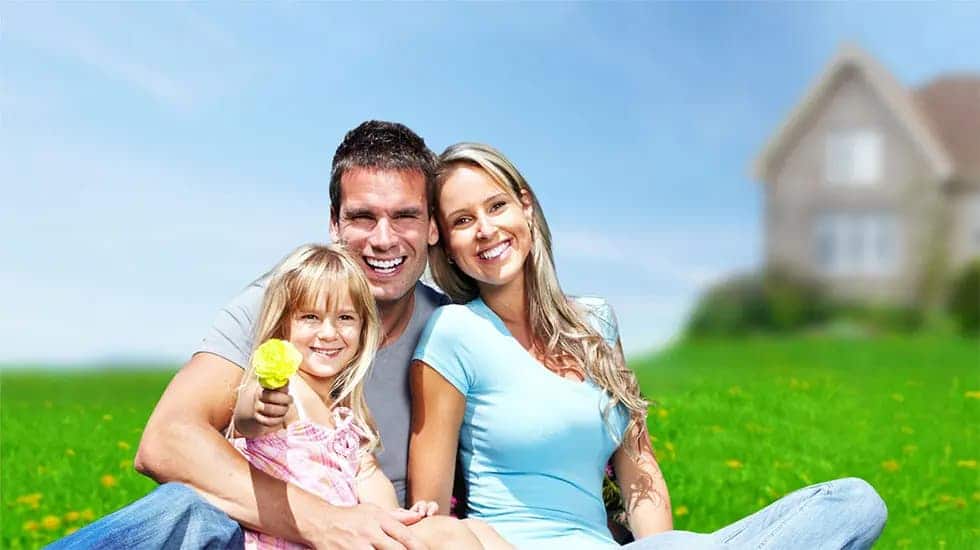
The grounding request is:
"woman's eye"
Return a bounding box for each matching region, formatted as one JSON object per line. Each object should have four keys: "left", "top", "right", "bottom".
{"left": 301, "top": 313, "right": 319, "bottom": 321}
{"left": 453, "top": 216, "right": 471, "bottom": 227}
{"left": 339, "top": 314, "right": 356, "bottom": 322}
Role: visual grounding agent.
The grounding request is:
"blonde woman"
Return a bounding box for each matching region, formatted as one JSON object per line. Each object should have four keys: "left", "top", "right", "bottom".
{"left": 408, "top": 144, "right": 887, "bottom": 549}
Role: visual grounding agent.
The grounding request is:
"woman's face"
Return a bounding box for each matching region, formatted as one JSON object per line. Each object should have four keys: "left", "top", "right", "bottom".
{"left": 438, "top": 165, "right": 534, "bottom": 292}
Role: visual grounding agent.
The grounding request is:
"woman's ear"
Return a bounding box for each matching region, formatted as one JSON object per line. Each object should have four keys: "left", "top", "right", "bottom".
{"left": 519, "top": 189, "right": 534, "bottom": 219}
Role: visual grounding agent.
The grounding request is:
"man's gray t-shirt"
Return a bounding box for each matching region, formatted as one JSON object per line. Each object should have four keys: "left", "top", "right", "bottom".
{"left": 197, "top": 280, "right": 447, "bottom": 506}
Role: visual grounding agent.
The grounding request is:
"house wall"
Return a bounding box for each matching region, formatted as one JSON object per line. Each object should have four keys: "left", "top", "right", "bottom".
{"left": 948, "top": 188, "right": 980, "bottom": 271}
{"left": 765, "top": 66, "right": 944, "bottom": 305}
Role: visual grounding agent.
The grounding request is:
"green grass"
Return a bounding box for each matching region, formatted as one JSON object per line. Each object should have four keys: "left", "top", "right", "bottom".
{"left": 2, "top": 336, "right": 978, "bottom": 548}
{"left": 636, "top": 336, "right": 979, "bottom": 549}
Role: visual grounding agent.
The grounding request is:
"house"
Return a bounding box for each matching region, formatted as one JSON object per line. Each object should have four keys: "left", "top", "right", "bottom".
{"left": 753, "top": 44, "right": 980, "bottom": 306}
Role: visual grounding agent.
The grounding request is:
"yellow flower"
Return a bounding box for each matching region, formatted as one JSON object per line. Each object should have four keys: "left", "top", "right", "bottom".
{"left": 81, "top": 509, "right": 95, "bottom": 521}
{"left": 965, "top": 390, "right": 980, "bottom": 399}
{"left": 120, "top": 459, "right": 132, "bottom": 470}
{"left": 972, "top": 491, "right": 980, "bottom": 502}
{"left": 253, "top": 339, "right": 302, "bottom": 389}
{"left": 956, "top": 459, "right": 977, "bottom": 469}
{"left": 709, "top": 425, "right": 724, "bottom": 433}
{"left": 64, "top": 511, "right": 81, "bottom": 522}
{"left": 881, "top": 459, "right": 900, "bottom": 472}
{"left": 64, "top": 527, "right": 79, "bottom": 536}
{"left": 101, "top": 474, "right": 118, "bottom": 488}
{"left": 117, "top": 441, "right": 131, "bottom": 450}
{"left": 65, "top": 448, "right": 76, "bottom": 457}
{"left": 16, "top": 493, "right": 43, "bottom": 508}
{"left": 41, "top": 515, "right": 61, "bottom": 530}
{"left": 902, "top": 444, "right": 918, "bottom": 455}
{"left": 102, "top": 414, "right": 113, "bottom": 421}
{"left": 23, "top": 520, "right": 39, "bottom": 532}
{"left": 674, "top": 505, "right": 689, "bottom": 517}
{"left": 891, "top": 393, "right": 904, "bottom": 403}
{"left": 900, "top": 426, "right": 914, "bottom": 434}
{"left": 658, "top": 408, "right": 669, "bottom": 419}
{"left": 725, "top": 459, "right": 743, "bottom": 469}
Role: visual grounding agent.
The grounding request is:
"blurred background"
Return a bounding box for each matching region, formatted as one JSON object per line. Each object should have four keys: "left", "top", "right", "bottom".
{"left": 2, "top": 3, "right": 978, "bottom": 548}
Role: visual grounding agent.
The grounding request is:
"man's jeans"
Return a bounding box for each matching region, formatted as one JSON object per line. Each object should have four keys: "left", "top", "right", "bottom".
{"left": 48, "top": 477, "right": 885, "bottom": 549}
{"left": 46, "top": 483, "right": 242, "bottom": 550}
{"left": 625, "top": 478, "right": 887, "bottom": 549}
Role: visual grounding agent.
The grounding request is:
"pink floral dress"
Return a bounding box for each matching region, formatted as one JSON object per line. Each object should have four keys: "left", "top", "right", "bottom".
{"left": 232, "top": 404, "right": 366, "bottom": 550}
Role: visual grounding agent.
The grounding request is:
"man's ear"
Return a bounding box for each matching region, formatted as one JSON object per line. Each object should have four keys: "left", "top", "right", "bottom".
{"left": 329, "top": 213, "right": 341, "bottom": 243}
{"left": 427, "top": 216, "right": 439, "bottom": 246}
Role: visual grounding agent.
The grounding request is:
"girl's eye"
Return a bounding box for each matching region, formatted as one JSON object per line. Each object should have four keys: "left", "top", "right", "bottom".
{"left": 489, "top": 201, "right": 507, "bottom": 212}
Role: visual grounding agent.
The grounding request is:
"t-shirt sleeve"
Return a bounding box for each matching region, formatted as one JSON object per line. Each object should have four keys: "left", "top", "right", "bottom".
{"left": 575, "top": 296, "right": 620, "bottom": 349}
{"left": 195, "top": 280, "right": 267, "bottom": 369}
{"left": 412, "top": 306, "right": 474, "bottom": 396}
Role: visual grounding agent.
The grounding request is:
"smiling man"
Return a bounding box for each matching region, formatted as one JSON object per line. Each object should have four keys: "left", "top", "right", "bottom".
{"left": 50, "top": 121, "right": 447, "bottom": 549}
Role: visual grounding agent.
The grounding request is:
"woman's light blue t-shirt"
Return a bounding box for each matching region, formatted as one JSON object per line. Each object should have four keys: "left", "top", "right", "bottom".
{"left": 413, "top": 297, "right": 630, "bottom": 549}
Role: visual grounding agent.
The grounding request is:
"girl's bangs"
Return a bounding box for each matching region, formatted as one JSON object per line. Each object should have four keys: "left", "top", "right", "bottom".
{"left": 290, "top": 260, "right": 351, "bottom": 314}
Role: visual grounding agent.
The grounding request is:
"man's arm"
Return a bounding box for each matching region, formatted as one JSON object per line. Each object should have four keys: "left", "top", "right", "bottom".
{"left": 134, "top": 352, "right": 424, "bottom": 549}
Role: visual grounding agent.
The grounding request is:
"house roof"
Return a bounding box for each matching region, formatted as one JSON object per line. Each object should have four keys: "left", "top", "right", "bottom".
{"left": 753, "top": 44, "right": 957, "bottom": 183}
{"left": 914, "top": 76, "right": 980, "bottom": 184}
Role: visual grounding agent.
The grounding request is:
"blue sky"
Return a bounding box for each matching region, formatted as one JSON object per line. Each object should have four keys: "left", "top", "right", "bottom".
{"left": 3, "top": 3, "right": 978, "bottom": 364}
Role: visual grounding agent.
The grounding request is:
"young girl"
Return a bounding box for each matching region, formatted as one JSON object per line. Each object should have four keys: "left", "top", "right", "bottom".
{"left": 229, "top": 243, "right": 509, "bottom": 550}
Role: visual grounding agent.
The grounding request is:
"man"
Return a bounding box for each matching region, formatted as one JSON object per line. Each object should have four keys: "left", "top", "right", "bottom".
{"left": 53, "top": 120, "right": 446, "bottom": 549}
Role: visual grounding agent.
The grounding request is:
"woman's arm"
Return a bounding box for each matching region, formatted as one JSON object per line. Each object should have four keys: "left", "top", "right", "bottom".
{"left": 408, "top": 359, "right": 466, "bottom": 514}
{"left": 612, "top": 422, "right": 673, "bottom": 538}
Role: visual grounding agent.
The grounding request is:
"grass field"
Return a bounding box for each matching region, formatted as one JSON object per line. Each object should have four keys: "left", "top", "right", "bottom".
{"left": 2, "top": 336, "right": 978, "bottom": 548}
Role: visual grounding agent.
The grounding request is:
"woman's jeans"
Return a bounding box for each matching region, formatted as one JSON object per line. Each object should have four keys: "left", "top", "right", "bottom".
{"left": 48, "top": 477, "right": 886, "bottom": 549}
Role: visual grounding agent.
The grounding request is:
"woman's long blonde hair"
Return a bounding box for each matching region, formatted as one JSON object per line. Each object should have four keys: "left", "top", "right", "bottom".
{"left": 233, "top": 243, "right": 382, "bottom": 452}
{"left": 429, "top": 143, "right": 649, "bottom": 451}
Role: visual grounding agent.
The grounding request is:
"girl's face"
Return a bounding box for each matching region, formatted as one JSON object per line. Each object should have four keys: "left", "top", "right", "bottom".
{"left": 439, "top": 165, "right": 534, "bottom": 292}
{"left": 288, "top": 288, "right": 362, "bottom": 386}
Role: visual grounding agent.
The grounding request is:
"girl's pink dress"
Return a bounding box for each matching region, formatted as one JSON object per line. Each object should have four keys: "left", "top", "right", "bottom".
{"left": 232, "top": 403, "right": 366, "bottom": 550}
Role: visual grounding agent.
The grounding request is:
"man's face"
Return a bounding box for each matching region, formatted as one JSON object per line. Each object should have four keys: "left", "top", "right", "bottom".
{"left": 330, "top": 167, "right": 438, "bottom": 305}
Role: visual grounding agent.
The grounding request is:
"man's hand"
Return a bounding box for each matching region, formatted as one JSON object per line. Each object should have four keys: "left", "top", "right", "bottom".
{"left": 253, "top": 383, "right": 293, "bottom": 429}
{"left": 313, "top": 503, "right": 427, "bottom": 550}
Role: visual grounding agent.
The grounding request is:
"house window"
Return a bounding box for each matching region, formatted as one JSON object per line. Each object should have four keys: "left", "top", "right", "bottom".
{"left": 825, "top": 130, "right": 882, "bottom": 185}
{"left": 813, "top": 211, "right": 899, "bottom": 276}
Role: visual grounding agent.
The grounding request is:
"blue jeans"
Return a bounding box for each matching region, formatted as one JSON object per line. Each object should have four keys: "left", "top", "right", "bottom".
{"left": 46, "top": 483, "right": 242, "bottom": 550}
{"left": 624, "top": 478, "right": 887, "bottom": 549}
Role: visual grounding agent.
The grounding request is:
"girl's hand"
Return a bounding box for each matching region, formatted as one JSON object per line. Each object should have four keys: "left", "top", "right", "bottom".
{"left": 408, "top": 500, "right": 439, "bottom": 517}
{"left": 254, "top": 383, "right": 293, "bottom": 428}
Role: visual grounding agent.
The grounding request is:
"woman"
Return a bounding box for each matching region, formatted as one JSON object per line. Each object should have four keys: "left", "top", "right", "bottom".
{"left": 408, "top": 143, "right": 887, "bottom": 549}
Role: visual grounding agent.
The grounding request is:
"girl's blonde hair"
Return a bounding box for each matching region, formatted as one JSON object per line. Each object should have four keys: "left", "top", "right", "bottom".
{"left": 429, "top": 143, "right": 649, "bottom": 452}
{"left": 234, "top": 243, "right": 382, "bottom": 452}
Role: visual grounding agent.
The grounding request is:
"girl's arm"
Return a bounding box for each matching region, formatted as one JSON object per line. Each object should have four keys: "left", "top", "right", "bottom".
{"left": 357, "top": 452, "right": 402, "bottom": 509}
{"left": 408, "top": 359, "right": 466, "bottom": 514}
{"left": 232, "top": 377, "right": 293, "bottom": 439}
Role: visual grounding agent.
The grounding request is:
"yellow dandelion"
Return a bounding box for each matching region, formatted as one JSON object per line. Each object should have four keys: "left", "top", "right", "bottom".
{"left": 23, "top": 520, "right": 39, "bottom": 532}
{"left": 956, "top": 459, "right": 977, "bottom": 469}
{"left": 81, "top": 509, "right": 95, "bottom": 521}
{"left": 881, "top": 459, "right": 900, "bottom": 472}
{"left": 709, "top": 425, "right": 723, "bottom": 433}
{"left": 16, "top": 493, "right": 43, "bottom": 508}
{"left": 64, "top": 511, "right": 81, "bottom": 522}
{"left": 665, "top": 441, "right": 676, "bottom": 452}
{"left": 972, "top": 491, "right": 980, "bottom": 502}
{"left": 117, "top": 441, "right": 131, "bottom": 450}
{"left": 674, "top": 505, "right": 689, "bottom": 517}
{"left": 902, "top": 444, "right": 918, "bottom": 455}
{"left": 954, "top": 497, "right": 967, "bottom": 509}
{"left": 658, "top": 408, "right": 669, "bottom": 419}
{"left": 938, "top": 494, "right": 953, "bottom": 503}
{"left": 725, "top": 459, "right": 743, "bottom": 469}
{"left": 65, "top": 448, "right": 76, "bottom": 457}
{"left": 103, "top": 414, "right": 113, "bottom": 421}
{"left": 120, "top": 459, "right": 132, "bottom": 470}
{"left": 965, "top": 390, "right": 980, "bottom": 399}
{"left": 891, "top": 393, "right": 905, "bottom": 403}
{"left": 101, "top": 474, "right": 118, "bottom": 488}
{"left": 900, "top": 426, "right": 914, "bottom": 435}
{"left": 41, "top": 515, "right": 61, "bottom": 530}
{"left": 64, "top": 527, "right": 79, "bottom": 536}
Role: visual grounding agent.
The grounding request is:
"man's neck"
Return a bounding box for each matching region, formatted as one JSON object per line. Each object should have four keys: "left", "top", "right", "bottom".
{"left": 377, "top": 285, "right": 417, "bottom": 349}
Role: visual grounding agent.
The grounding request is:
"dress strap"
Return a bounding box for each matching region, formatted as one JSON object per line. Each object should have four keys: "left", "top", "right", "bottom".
{"left": 290, "top": 378, "right": 308, "bottom": 421}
